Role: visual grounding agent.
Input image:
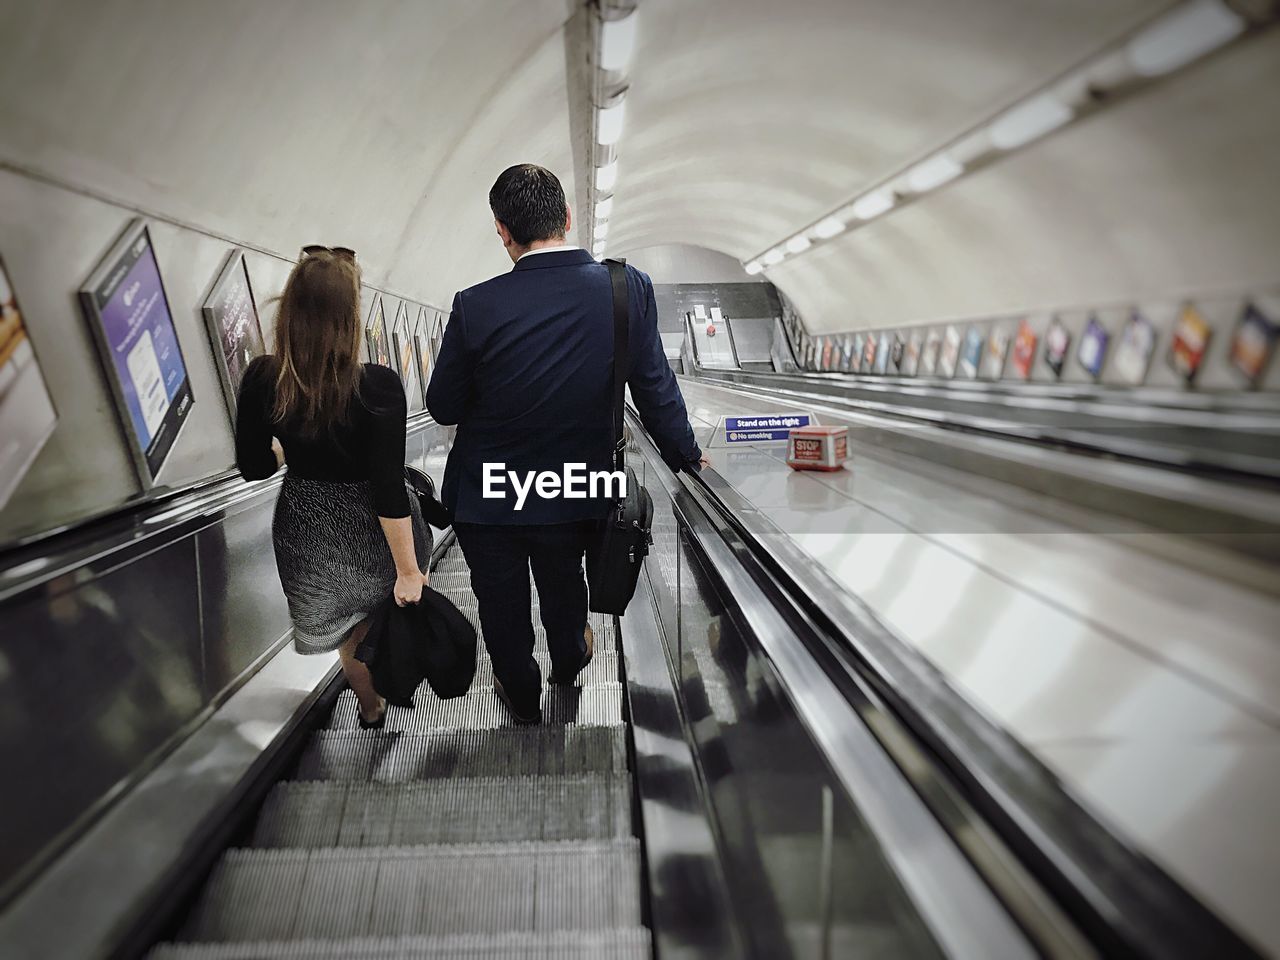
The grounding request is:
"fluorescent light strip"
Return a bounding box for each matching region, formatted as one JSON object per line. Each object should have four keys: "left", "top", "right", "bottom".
{"left": 741, "top": 0, "right": 1258, "bottom": 275}
{"left": 744, "top": 261, "right": 764, "bottom": 275}
{"left": 595, "top": 162, "right": 618, "bottom": 191}
{"left": 851, "top": 188, "right": 895, "bottom": 220}
{"left": 905, "top": 152, "right": 964, "bottom": 192}
{"left": 595, "top": 196, "right": 614, "bottom": 218}
{"left": 595, "top": 221, "right": 610, "bottom": 239}
{"left": 1128, "top": 0, "right": 1245, "bottom": 76}
{"left": 600, "top": 10, "right": 639, "bottom": 73}
{"left": 988, "top": 93, "right": 1073, "bottom": 149}
{"left": 596, "top": 99, "right": 626, "bottom": 146}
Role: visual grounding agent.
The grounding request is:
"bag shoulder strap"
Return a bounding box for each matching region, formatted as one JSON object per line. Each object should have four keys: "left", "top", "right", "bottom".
{"left": 604, "top": 258, "right": 629, "bottom": 473}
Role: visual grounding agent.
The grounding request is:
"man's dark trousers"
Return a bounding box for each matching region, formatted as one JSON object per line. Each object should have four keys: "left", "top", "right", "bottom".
{"left": 453, "top": 520, "right": 594, "bottom": 716}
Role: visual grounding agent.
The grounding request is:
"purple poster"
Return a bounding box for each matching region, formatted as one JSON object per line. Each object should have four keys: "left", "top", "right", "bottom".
{"left": 81, "top": 222, "right": 193, "bottom": 482}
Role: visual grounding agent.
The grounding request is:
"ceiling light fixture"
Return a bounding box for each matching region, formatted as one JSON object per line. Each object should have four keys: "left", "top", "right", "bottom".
{"left": 904, "top": 152, "right": 964, "bottom": 193}
{"left": 595, "top": 221, "right": 610, "bottom": 239}
{"left": 786, "top": 235, "right": 812, "bottom": 254}
{"left": 1127, "top": 0, "right": 1245, "bottom": 76}
{"left": 595, "top": 196, "right": 614, "bottom": 219}
{"left": 596, "top": 98, "right": 627, "bottom": 147}
{"left": 595, "top": 162, "right": 618, "bottom": 191}
{"left": 762, "top": 248, "right": 785, "bottom": 266}
{"left": 988, "top": 93, "right": 1073, "bottom": 149}
{"left": 744, "top": 261, "right": 764, "bottom": 275}
{"left": 813, "top": 217, "right": 847, "bottom": 240}
{"left": 850, "top": 188, "right": 895, "bottom": 221}
{"left": 599, "top": 9, "right": 640, "bottom": 73}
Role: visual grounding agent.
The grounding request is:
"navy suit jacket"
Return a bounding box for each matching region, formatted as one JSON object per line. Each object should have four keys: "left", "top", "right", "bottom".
{"left": 426, "top": 249, "right": 701, "bottom": 525}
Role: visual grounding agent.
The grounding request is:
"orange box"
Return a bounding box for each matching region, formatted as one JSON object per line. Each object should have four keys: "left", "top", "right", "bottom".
{"left": 786, "top": 425, "right": 848, "bottom": 471}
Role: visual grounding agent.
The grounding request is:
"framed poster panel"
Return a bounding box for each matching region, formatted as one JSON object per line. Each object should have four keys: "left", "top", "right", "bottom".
{"left": 959, "top": 325, "right": 983, "bottom": 379}
{"left": 1011, "top": 319, "right": 1037, "bottom": 380}
{"left": 862, "top": 333, "right": 878, "bottom": 372}
{"left": 201, "top": 249, "right": 265, "bottom": 416}
{"left": 890, "top": 333, "right": 905, "bottom": 373}
{"left": 851, "top": 333, "right": 865, "bottom": 373}
{"left": 1078, "top": 315, "right": 1110, "bottom": 380}
{"left": 430, "top": 309, "right": 447, "bottom": 363}
{"left": 0, "top": 254, "right": 58, "bottom": 509}
{"left": 939, "top": 325, "right": 961, "bottom": 378}
{"left": 366, "top": 295, "right": 392, "bottom": 368}
{"left": 393, "top": 302, "right": 421, "bottom": 410}
{"left": 875, "top": 333, "right": 891, "bottom": 374}
{"left": 413, "top": 306, "right": 434, "bottom": 402}
{"left": 78, "top": 219, "right": 194, "bottom": 487}
{"left": 921, "top": 329, "right": 942, "bottom": 376}
{"left": 1169, "top": 303, "right": 1211, "bottom": 385}
{"left": 1229, "top": 302, "right": 1277, "bottom": 387}
{"left": 839, "top": 335, "right": 854, "bottom": 372}
{"left": 902, "top": 331, "right": 922, "bottom": 377}
{"left": 820, "top": 336, "right": 834, "bottom": 371}
{"left": 1044, "top": 316, "right": 1071, "bottom": 378}
{"left": 1113, "top": 310, "right": 1157, "bottom": 385}
{"left": 982, "top": 326, "right": 1010, "bottom": 379}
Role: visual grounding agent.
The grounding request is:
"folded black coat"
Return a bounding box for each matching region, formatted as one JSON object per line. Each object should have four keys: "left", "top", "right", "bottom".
{"left": 356, "top": 586, "right": 477, "bottom": 705}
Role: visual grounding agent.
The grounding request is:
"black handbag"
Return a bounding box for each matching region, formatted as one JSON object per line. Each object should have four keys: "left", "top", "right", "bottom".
{"left": 405, "top": 464, "right": 454, "bottom": 529}
{"left": 585, "top": 259, "right": 654, "bottom": 615}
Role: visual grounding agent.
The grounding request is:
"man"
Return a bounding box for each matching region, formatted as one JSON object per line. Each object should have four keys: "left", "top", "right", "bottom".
{"left": 427, "top": 163, "right": 703, "bottom": 724}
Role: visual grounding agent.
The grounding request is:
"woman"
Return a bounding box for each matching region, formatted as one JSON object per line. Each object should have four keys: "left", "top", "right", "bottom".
{"left": 235, "top": 246, "right": 430, "bottom": 729}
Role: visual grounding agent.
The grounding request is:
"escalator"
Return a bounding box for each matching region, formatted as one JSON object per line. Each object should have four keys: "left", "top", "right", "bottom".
{"left": 147, "top": 544, "right": 651, "bottom": 958}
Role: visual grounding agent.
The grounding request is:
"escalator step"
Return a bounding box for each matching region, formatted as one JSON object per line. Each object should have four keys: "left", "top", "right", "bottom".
{"left": 329, "top": 683, "right": 625, "bottom": 732}
{"left": 473, "top": 651, "right": 618, "bottom": 687}
{"left": 179, "top": 840, "right": 642, "bottom": 941}
{"left": 253, "top": 775, "right": 631, "bottom": 847}
{"left": 149, "top": 927, "right": 653, "bottom": 958}
{"left": 295, "top": 725, "right": 628, "bottom": 782}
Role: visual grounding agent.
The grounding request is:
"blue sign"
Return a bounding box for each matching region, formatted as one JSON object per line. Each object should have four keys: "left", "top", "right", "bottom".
{"left": 723, "top": 413, "right": 812, "bottom": 444}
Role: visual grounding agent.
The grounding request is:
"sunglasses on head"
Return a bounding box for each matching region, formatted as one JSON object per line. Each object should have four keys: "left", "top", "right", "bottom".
{"left": 301, "top": 245, "right": 356, "bottom": 260}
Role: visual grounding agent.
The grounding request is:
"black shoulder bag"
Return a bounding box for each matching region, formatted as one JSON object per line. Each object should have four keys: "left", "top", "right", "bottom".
{"left": 586, "top": 259, "right": 654, "bottom": 615}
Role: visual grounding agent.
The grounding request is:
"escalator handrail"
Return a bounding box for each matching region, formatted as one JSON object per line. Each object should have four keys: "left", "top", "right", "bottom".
{"left": 626, "top": 409, "right": 1038, "bottom": 960}
{"left": 651, "top": 413, "right": 1263, "bottom": 958}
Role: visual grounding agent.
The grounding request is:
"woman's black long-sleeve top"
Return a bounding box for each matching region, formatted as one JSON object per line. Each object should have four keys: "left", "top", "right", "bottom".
{"left": 234, "top": 356, "right": 411, "bottom": 518}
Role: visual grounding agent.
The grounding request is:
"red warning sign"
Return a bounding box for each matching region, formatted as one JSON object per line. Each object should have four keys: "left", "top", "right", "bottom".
{"left": 786, "top": 425, "right": 848, "bottom": 472}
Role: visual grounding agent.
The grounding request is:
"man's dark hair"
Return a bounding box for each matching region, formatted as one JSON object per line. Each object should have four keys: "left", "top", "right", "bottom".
{"left": 489, "top": 164, "right": 568, "bottom": 246}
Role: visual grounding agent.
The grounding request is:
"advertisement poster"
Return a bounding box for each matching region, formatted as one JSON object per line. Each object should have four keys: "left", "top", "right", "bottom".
{"left": 0, "top": 255, "right": 58, "bottom": 509}
{"left": 393, "top": 302, "right": 420, "bottom": 409}
{"left": 890, "top": 333, "right": 905, "bottom": 372}
{"left": 983, "top": 326, "right": 1010, "bottom": 379}
{"left": 1078, "top": 315, "right": 1110, "bottom": 380}
{"left": 1011, "top": 319, "right": 1037, "bottom": 380}
{"left": 840, "top": 335, "right": 855, "bottom": 372}
{"left": 921, "top": 329, "right": 942, "bottom": 376}
{"left": 79, "top": 220, "right": 193, "bottom": 485}
{"left": 862, "top": 332, "right": 878, "bottom": 372}
{"left": 1044, "top": 317, "right": 1071, "bottom": 378}
{"left": 414, "top": 306, "right": 434, "bottom": 396}
{"left": 939, "top": 325, "right": 961, "bottom": 378}
{"left": 959, "top": 325, "right": 984, "bottom": 379}
{"left": 202, "top": 249, "right": 265, "bottom": 415}
{"left": 431, "top": 309, "right": 447, "bottom": 364}
{"left": 1230, "top": 302, "right": 1278, "bottom": 386}
{"left": 902, "top": 331, "right": 922, "bottom": 376}
{"left": 1113, "top": 310, "right": 1157, "bottom": 386}
{"left": 851, "top": 333, "right": 865, "bottom": 373}
{"left": 821, "top": 336, "right": 834, "bottom": 371}
{"left": 874, "top": 332, "right": 891, "bottom": 374}
{"left": 1169, "top": 303, "right": 1211, "bottom": 384}
{"left": 366, "top": 295, "right": 392, "bottom": 368}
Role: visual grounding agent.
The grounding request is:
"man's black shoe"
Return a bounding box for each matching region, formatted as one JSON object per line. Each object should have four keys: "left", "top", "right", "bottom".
{"left": 494, "top": 677, "right": 542, "bottom": 725}
{"left": 549, "top": 624, "right": 595, "bottom": 686}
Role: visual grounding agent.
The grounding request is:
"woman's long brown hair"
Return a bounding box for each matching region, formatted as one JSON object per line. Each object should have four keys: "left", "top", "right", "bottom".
{"left": 270, "top": 251, "right": 363, "bottom": 436}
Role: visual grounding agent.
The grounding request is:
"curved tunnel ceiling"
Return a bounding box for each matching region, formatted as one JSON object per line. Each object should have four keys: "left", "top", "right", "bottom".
{"left": 1, "top": 0, "right": 1275, "bottom": 329}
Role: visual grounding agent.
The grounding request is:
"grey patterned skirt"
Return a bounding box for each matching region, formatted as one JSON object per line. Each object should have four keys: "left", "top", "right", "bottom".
{"left": 273, "top": 476, "right": 432, "bottom": 654}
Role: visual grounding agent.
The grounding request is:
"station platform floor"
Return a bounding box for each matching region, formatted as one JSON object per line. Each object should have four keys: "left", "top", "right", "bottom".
{"left": 676, "top": 375, "right": 1280, "bottom": 956}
